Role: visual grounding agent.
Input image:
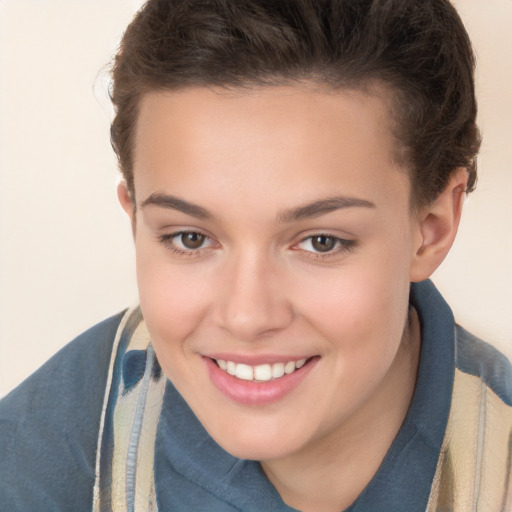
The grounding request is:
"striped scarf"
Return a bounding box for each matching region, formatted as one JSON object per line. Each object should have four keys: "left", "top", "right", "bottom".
{"left": 92, "top": 308, "right": 164, "bottom": 512}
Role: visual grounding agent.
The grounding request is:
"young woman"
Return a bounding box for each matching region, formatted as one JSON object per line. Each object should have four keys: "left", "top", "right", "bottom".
{"left": 1, "top": 1, "right": 510, "bottom": 511}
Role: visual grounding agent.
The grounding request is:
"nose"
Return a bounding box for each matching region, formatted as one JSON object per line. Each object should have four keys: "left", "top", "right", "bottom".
{"left": 215, "top": 251, "right": 294, "bottom": 341}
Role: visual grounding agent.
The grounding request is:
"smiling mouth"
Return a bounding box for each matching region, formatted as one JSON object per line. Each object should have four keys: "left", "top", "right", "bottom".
{"left": 213, "top": 357, "right": 311, "bottom": 382}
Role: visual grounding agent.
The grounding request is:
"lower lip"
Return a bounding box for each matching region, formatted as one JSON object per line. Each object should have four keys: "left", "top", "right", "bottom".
{"left": 204, "top": 357, "right": 318, "bottom": 406}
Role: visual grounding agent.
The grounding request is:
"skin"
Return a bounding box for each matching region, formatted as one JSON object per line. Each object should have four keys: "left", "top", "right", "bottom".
{"left": 118, "top": 85, "right": 467, "bottom": 512}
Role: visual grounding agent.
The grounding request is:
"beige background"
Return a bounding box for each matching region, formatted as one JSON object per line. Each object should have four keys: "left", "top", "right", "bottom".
{"left": 0, "top": 0, "right": 511, "bottom": 397}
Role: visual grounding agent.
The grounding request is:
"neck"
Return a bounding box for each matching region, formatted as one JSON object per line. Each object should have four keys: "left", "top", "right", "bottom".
{"left": 260, "top": 309, "right": 421, "bottom": 512}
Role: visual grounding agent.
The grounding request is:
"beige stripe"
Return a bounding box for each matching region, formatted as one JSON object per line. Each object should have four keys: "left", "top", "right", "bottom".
{"left": 427, "top": 369, "right": 512, "bottom": 511}
{"left": 93, "top": 307, "right": 139, "bottom": 512}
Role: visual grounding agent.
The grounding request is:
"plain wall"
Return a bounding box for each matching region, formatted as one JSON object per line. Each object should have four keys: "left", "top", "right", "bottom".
{"left": 0, "top": 0, "right": 511, "bottom": 397}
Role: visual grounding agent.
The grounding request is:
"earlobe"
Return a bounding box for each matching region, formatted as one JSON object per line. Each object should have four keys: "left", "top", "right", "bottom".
{"left": 117, "top": 181, "right": 134, "bottom": 216}
{"left": 117, "top": 181, "right": 136, "bottom": 236}
{"left": 409, "top": 168, "right": 468, "bottom": 282}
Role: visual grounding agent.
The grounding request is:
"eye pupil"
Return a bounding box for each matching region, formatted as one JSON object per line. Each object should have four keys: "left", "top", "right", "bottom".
{"left": 311, "top": 235, "right": 336, "bottom": 252}
{"left": 181, "top": 232, "right": 205, "bottom": 249}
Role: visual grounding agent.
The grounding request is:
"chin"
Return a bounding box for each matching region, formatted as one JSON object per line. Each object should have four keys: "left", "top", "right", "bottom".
{"left": 219, "top": 438, "right": 296, "bottom": 462}
{"left": 202, "top": 416, "right": 309, "bottom": 462}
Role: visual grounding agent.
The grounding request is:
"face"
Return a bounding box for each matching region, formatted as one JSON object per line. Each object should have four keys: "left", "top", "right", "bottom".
{"left": 126, "top": 85, "right": 424, "bottom": 462}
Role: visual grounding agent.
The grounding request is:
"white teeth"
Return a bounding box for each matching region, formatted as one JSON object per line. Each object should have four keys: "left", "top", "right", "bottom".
{"left": 254, "top": 364, "right": 272, "bottom": 381}
{"left": 271, "top": 362, "right": 285, "bottom": 379}
{"left": 284, "top": 361, "right": 296, "bottom": 374}
{"left": 226, "top": 361, "right": 237, "bottom": 376}
{"left": 235, "top": 363, "right": 253, "bottom": 381}
{"left": 215, "top": 358, "right": 308, "bottom": 381}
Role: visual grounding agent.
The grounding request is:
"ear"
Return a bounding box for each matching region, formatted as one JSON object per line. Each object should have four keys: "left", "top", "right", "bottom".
{"left": 117, "top": 181, "right": 136, "bottom": 236}
{"left": 409, "top": 168, "right": 468, "bottom": 282}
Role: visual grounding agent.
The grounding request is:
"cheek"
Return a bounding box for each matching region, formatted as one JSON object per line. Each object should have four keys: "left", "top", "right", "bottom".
{"left": 135, "top": 245, "right": 214, "bottom": 352}
{"left": 292, "top": 244, "right": 412, "bottom": 358}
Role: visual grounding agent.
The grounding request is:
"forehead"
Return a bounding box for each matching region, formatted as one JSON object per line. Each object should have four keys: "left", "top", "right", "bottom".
{"left": 132, "top": 85, "right": 410, "bottom": 215}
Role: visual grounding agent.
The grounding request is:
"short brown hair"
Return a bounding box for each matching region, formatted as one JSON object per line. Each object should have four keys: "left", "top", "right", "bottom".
{"left": 110, "top": 0, "right": 481, "bottom": 208}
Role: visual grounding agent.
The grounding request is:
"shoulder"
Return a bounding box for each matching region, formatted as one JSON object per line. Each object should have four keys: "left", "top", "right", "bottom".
{"left": 0, "top": 312, "right": 125, "bottom": 512}
{"left": 426, "top": 326, "right": 512, "bottom": 510}
{"left": 455, "top": 324, "right": 512, "bottom": 406}
{"left": 453, "top": 327, "right": 512, "bottom": 497}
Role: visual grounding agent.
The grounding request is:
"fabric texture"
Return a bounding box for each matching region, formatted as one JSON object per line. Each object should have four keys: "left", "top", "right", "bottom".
{"left": 1, "top": 280, "right": 511, "bottom": 511}
{"left": 0, "top": 313, "right": 123, "bottom": 512}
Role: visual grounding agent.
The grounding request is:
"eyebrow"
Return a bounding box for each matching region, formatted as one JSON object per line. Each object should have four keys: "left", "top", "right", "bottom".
{"left": 141, "top": 193, "right": 212, "bottom": 219}
{"left": 140, "top": 193, "right": 375, "bottom": 222}
{"left": 277, "top": 196, "right": 376, "bottom": 223}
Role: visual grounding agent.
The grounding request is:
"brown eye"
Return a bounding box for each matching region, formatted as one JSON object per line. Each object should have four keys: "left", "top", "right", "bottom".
{"left": 311, "top": 235, "right": 337, "bottom": 252}
{"left": 181, "top": 232, "right": 206, "bottom": 249}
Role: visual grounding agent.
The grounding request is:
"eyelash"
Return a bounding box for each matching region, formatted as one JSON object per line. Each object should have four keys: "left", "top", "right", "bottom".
{"left": 158, "top": 231, "right": 356, "bottom": 260}
{"left": 293, "top": 234, "right": 356, "bottom": 260}
{"left": 158, "top": 231, "right": 216, "bottom": 257}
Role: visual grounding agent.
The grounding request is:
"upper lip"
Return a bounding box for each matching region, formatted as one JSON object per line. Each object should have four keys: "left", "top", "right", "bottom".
{"left": 203, "top": 353, "right": 315, "bottom": 365}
